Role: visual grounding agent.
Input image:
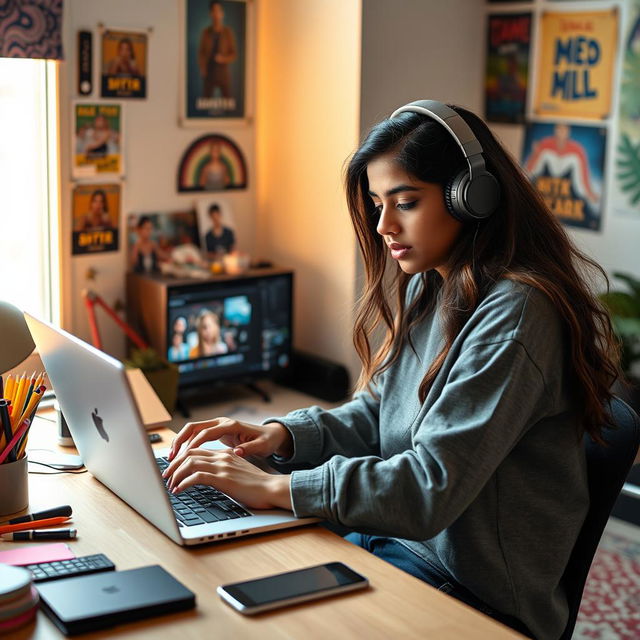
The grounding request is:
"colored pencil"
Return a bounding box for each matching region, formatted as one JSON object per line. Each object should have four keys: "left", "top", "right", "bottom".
{"left": 15, "top": 386, "right": 43, "bottom": 437}
{"left": 4, "top": 374, "right": 15, "bottom": 406}
{"left": 0, "top": 419, "right": 29, "bottom": 464}
{"left": 11, "top": 374, "right": 27, "bottom": 428}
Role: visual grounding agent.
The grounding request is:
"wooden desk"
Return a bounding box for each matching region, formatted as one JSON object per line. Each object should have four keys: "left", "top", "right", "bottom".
{"left": 4, "top": 417, "right": 525, "bottom": 639}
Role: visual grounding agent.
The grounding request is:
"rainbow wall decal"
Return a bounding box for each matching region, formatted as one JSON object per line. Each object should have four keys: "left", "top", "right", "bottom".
{"left": 177, "top": 134, "right": 247, "bottom": 192}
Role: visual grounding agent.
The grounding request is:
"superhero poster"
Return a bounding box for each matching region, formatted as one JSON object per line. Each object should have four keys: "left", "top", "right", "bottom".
{"left": 485, "top": 13, "right": 532, "bottom": 124}
{"left": 72, "top": 184, "right": 120, "bottom": 255}
{"left": 522, "top": 122, "right": 607, "bottom": 231}
{"left": 183, "top": 0, "right": 247, "bottom": 122}
{"left": 101, "top": 29, "right": 148, "bottom": 99}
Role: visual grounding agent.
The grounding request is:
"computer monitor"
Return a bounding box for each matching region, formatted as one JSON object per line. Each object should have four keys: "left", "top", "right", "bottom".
{"left": 166, "top": 272, "right": 292, "bottom": 388}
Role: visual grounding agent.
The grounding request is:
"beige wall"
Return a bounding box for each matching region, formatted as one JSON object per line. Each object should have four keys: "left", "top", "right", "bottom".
{"left": 256, "top": 0, "right": 363, "bottom": 382}
{"left": 59, "top": 0, "right": 257, "bottom": 358}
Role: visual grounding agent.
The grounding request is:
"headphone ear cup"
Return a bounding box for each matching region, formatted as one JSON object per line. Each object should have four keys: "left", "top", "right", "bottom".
{"left": 444, "top": 171, "right": 470, "bottom": 223}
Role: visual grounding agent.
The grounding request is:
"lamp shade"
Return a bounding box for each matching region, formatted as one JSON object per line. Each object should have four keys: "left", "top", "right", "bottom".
{"left": 0, "top": 302, "right": 36, "bottom": 373}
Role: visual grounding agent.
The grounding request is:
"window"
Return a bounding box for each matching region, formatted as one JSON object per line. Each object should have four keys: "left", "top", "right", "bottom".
{"left": 0, "top": 58, "right": 59, "bottom": 321}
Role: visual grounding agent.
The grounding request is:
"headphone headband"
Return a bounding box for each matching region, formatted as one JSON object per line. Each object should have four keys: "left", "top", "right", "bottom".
{"left": 389, "top": 100, "right": 486, "bottom": 180}
{"left": 388, "top": 99, "right": 500, "bottom": 221}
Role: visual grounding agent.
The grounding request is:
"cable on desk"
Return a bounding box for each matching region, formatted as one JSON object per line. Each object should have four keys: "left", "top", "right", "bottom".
{"left": 28, "top": 460, "right": 88, "bottom": 474}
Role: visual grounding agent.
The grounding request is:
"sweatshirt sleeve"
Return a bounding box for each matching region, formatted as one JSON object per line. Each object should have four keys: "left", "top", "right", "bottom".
{"left": 262, "top": 389, "right": 381, "bottom": 466}
{"left": 288, "top": 337, "right": 549, "bottom": 540}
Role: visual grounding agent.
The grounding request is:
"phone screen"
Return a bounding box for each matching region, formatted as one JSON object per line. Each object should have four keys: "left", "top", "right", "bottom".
{"left": 222, "top": 562, "right": 366, "bottom": 607}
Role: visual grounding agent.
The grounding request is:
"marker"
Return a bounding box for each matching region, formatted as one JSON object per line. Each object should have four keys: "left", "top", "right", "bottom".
{"left": 2, "top": 505, "right": 72, "bottom": 525}
{"left": 0, "top": 515, "right": 71, "bottom": 535}
{"left": 0, "top": 528, "right": 77, "bottom": 541}
{"left": 0, "top": 400, "right": 15, "bottom": 462}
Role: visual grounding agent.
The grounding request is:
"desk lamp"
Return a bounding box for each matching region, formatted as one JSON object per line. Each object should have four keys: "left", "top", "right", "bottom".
{"left": 0, "top": 301, "right": 36, "bottom": 375}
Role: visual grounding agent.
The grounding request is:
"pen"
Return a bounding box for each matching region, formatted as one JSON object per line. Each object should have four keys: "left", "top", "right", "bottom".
{"left": 2, "top": 505, "right": 73, "bottom": 525}
{"left": 0, "top": 515, "right": 71, "bottom": 535}
{"left": 0, "top": 528, "right": 77, "bottom": 541}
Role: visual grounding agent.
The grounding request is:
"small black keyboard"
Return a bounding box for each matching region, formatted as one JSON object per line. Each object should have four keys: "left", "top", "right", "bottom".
{"left": 156, "top": 457, "right": 250, "bottom": 527}
{"left": 27, "top": 553, "right": 115, "bottom": 583}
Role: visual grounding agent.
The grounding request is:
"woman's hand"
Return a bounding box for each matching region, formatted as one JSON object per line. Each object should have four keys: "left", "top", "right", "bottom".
{"left": 167, "top": 417, "right": 293, "bottom": 462}
{"left": 163, "top": 448, "right": 292, "bottom": 510}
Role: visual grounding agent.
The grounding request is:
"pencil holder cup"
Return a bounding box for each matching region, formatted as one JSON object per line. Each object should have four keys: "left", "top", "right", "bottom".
{"left": 0, "top": 455, "right": 29, "bottom": 516}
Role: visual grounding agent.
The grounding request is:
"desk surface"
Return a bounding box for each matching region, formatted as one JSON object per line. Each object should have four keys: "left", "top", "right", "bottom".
{"left": 3, "top": 416, "right": 525, "bottom": 640}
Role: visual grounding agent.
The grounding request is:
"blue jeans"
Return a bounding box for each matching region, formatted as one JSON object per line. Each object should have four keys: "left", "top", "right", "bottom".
{"left": 345, "top": 533, "right": 534, "bottom": 639}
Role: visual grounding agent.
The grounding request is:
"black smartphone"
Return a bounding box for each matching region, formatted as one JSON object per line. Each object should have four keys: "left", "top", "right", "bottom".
{"left": 217, "top": 562, "right": 368, "bottom": 615}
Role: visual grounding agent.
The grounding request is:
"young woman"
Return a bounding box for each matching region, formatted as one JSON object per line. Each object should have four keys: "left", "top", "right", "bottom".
{"left": 189, "top": 310, "right": 229, "bottom": 358}
{"left": 163, "top": 100, "right": 620, "bottom": 639}
{"left": 77, "top": 189, "right": 111, "bottom": 231}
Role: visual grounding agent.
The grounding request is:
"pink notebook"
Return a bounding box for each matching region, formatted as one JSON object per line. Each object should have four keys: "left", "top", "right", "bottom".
{"left": 0, "top": 543, "right": 75, "bottom": 566}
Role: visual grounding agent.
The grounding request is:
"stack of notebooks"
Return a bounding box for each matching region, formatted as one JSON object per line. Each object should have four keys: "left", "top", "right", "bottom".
{"left": 0, "top": 564, "right": 39, "bottom": 633}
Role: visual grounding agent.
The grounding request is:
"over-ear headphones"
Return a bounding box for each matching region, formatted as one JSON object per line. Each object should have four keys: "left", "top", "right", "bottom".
{"left": 389, "top": 100, "right": 500, "bottom": 223}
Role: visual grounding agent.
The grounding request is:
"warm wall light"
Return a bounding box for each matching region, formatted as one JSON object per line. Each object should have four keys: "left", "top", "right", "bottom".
{"left": 0, "top": 302, "right": 36, "bottom": 374}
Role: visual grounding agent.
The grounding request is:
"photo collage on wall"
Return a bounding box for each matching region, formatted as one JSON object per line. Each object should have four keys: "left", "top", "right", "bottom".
{"left": 484, "top": 4, "right": 620, "bottom": 232}
{"left": 70, "top": 0, "right": 251, "bottom": 263}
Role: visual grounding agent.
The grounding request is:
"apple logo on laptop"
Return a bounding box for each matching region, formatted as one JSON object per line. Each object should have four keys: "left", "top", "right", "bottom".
{"left": 102, "top": 585, "right": 119, "bottom": 594}
{"left": 92, "top": 408, "right": 109, "bottom": 442}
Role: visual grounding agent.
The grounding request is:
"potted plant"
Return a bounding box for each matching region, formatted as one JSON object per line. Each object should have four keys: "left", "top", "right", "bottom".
{"left": 124, "top": 347, "right": 179, "bottom": 414}
{"left": 599, "top": 272, "right": 640, "bottom": 412}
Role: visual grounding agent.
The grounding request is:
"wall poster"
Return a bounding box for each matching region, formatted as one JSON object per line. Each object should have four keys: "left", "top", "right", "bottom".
{"left": 533, "top": 9, "right": 618, "bottom": 120}
{"left": 72, "top": 183, "right": 120, "bottom": 255}
{"left": 182, "top": 0, "right": 247, "bottom": 123}
{"left": 101, "top": 28, "right": 148, "bottom": 99}
{"left": 522, "top": 122, "right": 607, "bottom": 231}
{"left": 73, "top": 103, "right": 123, "bottom": 178}
{"left": 177, "top": 133, "right": 247, "bottom": 192}
{"left": 485, "top": 13, "right": 532, "bottom": 123}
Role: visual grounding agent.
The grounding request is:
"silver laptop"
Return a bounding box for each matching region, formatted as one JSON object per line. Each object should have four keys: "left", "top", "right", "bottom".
{"left": 25, "top": 313, "right": 318, "bottom": 546}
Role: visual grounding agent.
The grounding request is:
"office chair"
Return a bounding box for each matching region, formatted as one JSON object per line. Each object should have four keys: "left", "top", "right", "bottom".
{"left": 560, "top": 396, "right": 640, "bottom": 640}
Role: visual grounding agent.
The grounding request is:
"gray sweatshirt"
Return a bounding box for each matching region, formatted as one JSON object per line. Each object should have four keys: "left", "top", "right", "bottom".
{"left": 268, "top": 277, "right": 588, "bottom": 640}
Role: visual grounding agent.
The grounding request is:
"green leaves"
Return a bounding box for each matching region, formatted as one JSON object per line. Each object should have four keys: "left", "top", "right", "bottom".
{"left": 123, "top": 347, "right": 166, "bottom": 372}
{"left": 599, "top": 272, "right": 640, "bottom": 376}
{"left": 616, "top": 133, "right": 640, "bottom": 206}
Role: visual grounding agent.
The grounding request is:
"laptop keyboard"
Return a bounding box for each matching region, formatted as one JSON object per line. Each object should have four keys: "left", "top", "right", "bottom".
{"left": 156, "top": 457, "right": 251, "bottom": 527}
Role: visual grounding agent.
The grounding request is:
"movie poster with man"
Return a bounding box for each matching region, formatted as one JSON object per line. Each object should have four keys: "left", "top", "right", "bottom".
{"left": 522, "top": 122, "right": 606, "bottom": 231}
{"left": 72, "top": 183, "right": 120, "bottom": 255}
{"left": 485, "top": 13, "right": 531, "bottom": 123}
{"left": 101, "top": 29, "right": 148, "bottom": 99}
{"left": 73, "top": 103, "right": 123, "bottom": 177}
{"left": 184, "top": 0, "right": 247, "bottom": 121}
{"left": 533, "top": 9, "right": 618, "bottom": 119}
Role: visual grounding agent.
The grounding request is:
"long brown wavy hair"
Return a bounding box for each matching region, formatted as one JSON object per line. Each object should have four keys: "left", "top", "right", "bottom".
{"left": 345, "top": 104, "right": 621, "bottom": 442}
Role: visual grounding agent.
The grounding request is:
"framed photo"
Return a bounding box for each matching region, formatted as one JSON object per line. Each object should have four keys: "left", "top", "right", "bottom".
{"left": 195, "top": 197, "right": 237, "bottom": 258}
{"left": 177, "top": 133, "right": 247, "bottom": 192}
{"left": 72, "top": 183, "right": 121, "bottom": 255}
{"left": 72, "top": 102, "right": 123, "bottom": 178}
{"left": 126, "top": 210, "right": 200, "bottom": 273}
{"left": 181, "top": 0, "right": 249, "bottom": 124}
{"left": 101, "top": 28, "right": 148, "bottom": 99}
